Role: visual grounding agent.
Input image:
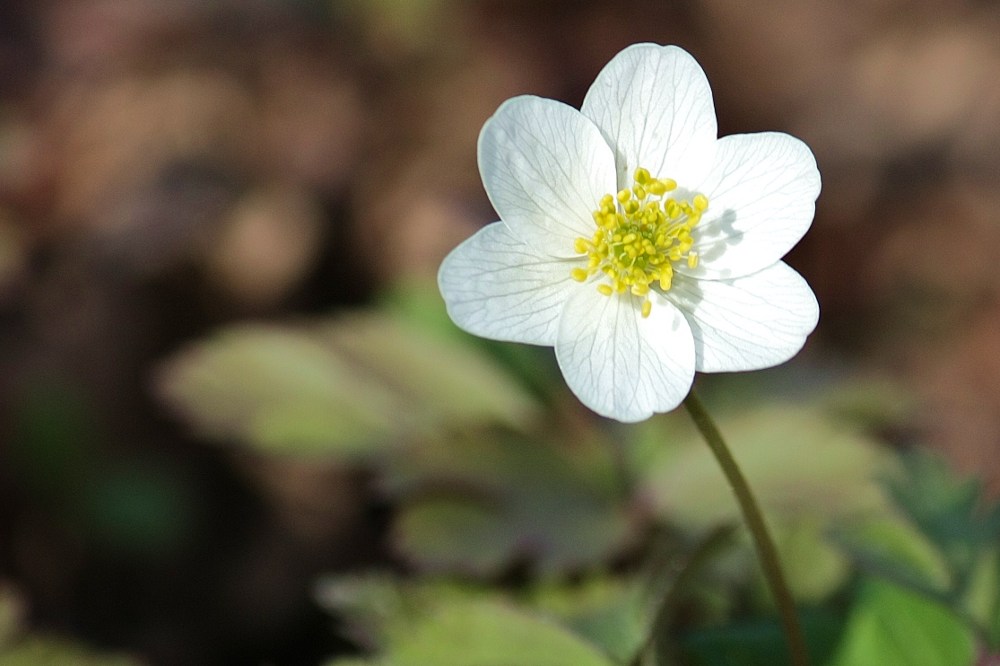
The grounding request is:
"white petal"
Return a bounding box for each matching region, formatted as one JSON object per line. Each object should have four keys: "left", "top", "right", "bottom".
{"left": 668, "top": 262, "right": 819, "bottom": 373}
{"left": 581, "top": 44, "right": 717, "bottom": 190}
{"left": 555, "top": 289, "right": 695, "bottom": 422}
{"left": 438, "top": 222, "right": 582, "bottom": 345}
{"left": 478, "top": 95, "right": 617, "bottom": 257}
{"left": 682, "top": 132, "right": 821, "bottom": 280}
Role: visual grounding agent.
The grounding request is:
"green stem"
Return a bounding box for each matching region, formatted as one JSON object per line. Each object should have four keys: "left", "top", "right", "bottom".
{"left": 683, "top": 390, "right": 811, "bottom": 666}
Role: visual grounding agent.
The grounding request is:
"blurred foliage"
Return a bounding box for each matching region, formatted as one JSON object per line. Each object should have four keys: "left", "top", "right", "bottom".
{"left": 828, "top": 579, "right": 974, "bottom": 666}
{"left": 834, "top": 450, "right": 1000, "bottom": 652}
{"left": 157, "top": 283, "right": 1000, "bottom": 664}
{"left": 384, "top": 430, "right": 635, "bottom": 576}
{"left": 318, "top": 576, "right": 616, "bottom": 666}
{"left": 156, "top": 307, "right": 539, "bottom": 459}
{"left": 3, "top": 0, "right": 1000, "bottom": 662}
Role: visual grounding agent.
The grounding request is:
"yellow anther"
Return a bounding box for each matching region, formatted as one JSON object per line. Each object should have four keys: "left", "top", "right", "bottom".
{"left": 570, "top": 166, "right": 707, "bottom": 315}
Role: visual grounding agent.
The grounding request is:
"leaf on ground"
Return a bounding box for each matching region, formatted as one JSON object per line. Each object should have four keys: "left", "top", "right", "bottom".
{"left": 882, "top": 450, "right": 1000, "bottom": 569}
{"left": 316, "top": 576, "right": 615, "bottom": 666}
{"left": 830, "top": 513, "right": 952, "bottom": 597}
{"left": 634, "top": 400, "right": 891, "bottom": 602}
{"left": 637, "top": 403, "right": 890, "bottom": 529}
{"left": 155, "top": 310, "right": 537, "bottom": 458}
{"left": 385, "top": 431, "right": 637, "bottom": 576}
{"left": 528, "top": 577, "right": 648, "bottom": 664}
{"left": 678, "top": 607, "right": 846, "bottom": 666}
{"left": 827, "top": 579, "right": 975, "bottom": 666}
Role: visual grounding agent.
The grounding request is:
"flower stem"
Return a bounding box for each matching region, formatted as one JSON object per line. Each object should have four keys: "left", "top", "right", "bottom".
{"left": 683, "top": 390, "right": 811, "bottom": 666}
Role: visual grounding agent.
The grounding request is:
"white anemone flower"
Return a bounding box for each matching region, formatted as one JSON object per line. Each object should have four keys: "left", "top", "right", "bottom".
{"left": 438, "top": 43, "right": 821, "bottom": 423}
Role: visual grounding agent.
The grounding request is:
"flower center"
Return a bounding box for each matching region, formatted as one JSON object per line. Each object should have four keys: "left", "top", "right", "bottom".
{"left": 571, "top": 167, "right": 709, "bottom": 318}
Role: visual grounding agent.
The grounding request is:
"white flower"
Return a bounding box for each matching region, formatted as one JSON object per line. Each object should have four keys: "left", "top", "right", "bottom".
{"left": 438, "top": 43, "right": 821, "bottom": 423}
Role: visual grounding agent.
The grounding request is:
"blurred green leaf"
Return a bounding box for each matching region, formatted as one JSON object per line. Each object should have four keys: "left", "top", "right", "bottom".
{"left": 528, "top": 577, "right": 648, "bottom": 663}
{"left": 882, "top": 450, "right": 1000, "bottom": 573}
{"left": 388, "top": 599, "right": 614, "bottom": 666}
{"left": 827, "top": 579, "right": 975, "bottom": 666}
{"left": 636, "top": 402, "right": 890, "bottom": 601}
{"left": 964, "top": 547, "right": 1000, "bottom": 647}
{"left": 386, "top": 431, "right": 636, "bottom": 576}
{"left": 770, "top": 518, "right": 852, "bottom": 604}
{"left": 639, "top": 403, "right": 889, "bottom": 528}
{"left": 156, "top": 311, "right": 537, "bottom": 458}
{"left": 678, "top": 608, "right": 845, "bottom": 666}
{"left": 836, "top": 449, "right": 1000, "bottom": 650}
{"left": 831, "top": 514, "right": 951, "bottom": 598}
{"left": 317, "top": 576, "right": 615, "bottom": 666}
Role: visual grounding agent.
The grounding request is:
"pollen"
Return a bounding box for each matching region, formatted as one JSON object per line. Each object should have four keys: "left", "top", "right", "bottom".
{"left": 570, "top": 167, "right": 708, "bottom": 318}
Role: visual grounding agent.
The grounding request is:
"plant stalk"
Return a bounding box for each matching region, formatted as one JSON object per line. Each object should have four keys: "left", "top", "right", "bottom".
{"left": 683, "top": 389, "right": 811, "bottom": 666}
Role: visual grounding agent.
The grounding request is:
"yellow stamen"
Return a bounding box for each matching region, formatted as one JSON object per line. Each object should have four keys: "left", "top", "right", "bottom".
{"left": 568, "top": 166, "right": 709, "bottom": 317}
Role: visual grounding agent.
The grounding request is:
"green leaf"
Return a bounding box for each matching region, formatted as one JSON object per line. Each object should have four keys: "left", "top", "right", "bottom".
{"left": 831, "top": 514, "right": 952, "bottom": 597}
{"left": 639, "top": 403, "right": 889, "bottom": 528}
{"left": 389, "top": 599, "right": 614, "bottom": 666}
{"left": 528, "top": 577, "right": 648, "bottom": 663}
{"left": 828, "top": 579, "right": 975, "bottom": 666}
{"left": 156, "top": 311, "right": 537, "bottom": 458}
{"left": 678, "top": 608, "right": 846, "bottom": 666}
{"left": 636, "top": 402, "right": 890, "bottom": 601}
{"left": 316, "top": 577, "right": 615, "bottom": 666}
{"left": 882, "top": 450, "right": 1000, "bottom": 573}
{"left": 386, "top": 431, "right": 636, "bottom": 576}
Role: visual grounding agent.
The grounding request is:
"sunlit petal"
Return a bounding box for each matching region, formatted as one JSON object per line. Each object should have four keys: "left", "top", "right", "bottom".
{"left": 439, "top": 222, "right": 581, "bottom": 345}
{"left": 555, "top": 288, "right": 695, "bottom": 422}
{"left": 669, "top": 262, "right": 819, "bottom": 372}
{"left": 582, "top": 43, "right": 717, "bottom": 190}
{"left": 681, "top": 132, "right": 820, "bottom": 279}
{"left": 479, "top": 95, "right": 617, "bottom": 257}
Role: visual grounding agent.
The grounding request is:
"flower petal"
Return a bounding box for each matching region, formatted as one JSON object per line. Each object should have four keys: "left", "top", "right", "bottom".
{"left": 668, "top": 262, "right": 819, "bottom": 373}
{"left": 478, "top": 95, "right": 617, "bottom": 257}
{"left": 555, "top": 289, "right": 695, "bottom": 422}
{"left": 682, "top": 132, "right": 821, "bottom": 280}
{"left": 438, "top": 222, "right": 582, "bottom": 345}
{"left": 581, "top": 44, "right": 717, "bottom": 190}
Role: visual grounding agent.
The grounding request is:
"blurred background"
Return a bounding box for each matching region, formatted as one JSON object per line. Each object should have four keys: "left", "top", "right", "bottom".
{"left": 1, "top": 1, "right": 999, "bottom": 664}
